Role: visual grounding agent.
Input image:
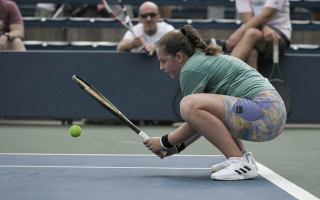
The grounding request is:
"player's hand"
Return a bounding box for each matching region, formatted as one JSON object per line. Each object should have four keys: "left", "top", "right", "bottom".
{"left": 143, "top": 137, "right": 163, "bottom": 154}
{"left": 163, "top": 147, "right": 177, "bottom": 157}
{"left": 262, "top": 25, "right": 280, "bottom": 43}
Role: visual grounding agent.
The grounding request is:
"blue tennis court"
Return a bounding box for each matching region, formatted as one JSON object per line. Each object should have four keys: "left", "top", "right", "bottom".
{"left": 0, "top": 124, "right": 320, "bottom": 199}
{"left": 0, "top": 153, "right": 318, "bottom": 200}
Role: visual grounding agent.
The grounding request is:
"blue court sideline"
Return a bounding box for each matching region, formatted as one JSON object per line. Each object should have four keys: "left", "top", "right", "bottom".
{"left": 0, "top": 154, "right": 317, "bottom": 200}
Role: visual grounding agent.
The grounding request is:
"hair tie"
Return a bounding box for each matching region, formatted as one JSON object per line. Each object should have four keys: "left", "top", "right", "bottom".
{"left": 180, "top": 28, "right": 186, "bottom": 36}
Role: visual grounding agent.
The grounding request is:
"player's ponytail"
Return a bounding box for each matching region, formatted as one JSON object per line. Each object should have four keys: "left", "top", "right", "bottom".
{"left": 157, "top": 25, "right": 222, "bottom": 57}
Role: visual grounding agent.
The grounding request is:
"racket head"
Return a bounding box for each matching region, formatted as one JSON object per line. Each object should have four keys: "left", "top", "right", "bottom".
{"left": 270, "top": 78, "right": 293, "bottom": 117}
{"left": 72, "top": 75, "right": 120, "bottom": 114}
{"left": 73, "top": 75, "right": 168, "bottom": 159}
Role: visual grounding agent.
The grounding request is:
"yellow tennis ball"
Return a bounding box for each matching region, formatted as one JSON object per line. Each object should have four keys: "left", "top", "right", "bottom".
{"left": 69, "top": 125, "right": 81, "bottom": 137}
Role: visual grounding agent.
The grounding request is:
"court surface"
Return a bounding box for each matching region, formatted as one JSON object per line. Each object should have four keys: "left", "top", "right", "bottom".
{"left": 0, "top": 123, "right": 319, "bottom": 200}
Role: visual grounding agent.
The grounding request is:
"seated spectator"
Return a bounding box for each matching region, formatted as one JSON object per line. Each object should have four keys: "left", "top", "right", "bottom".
{"left": 0, "top": 0, "right": 26, "bottom": 50}
{"left": 117, "top": 1, "right": 174, "bottom": 56}
{"left": 216, "top": 0, "right": 292, "bottom": 70}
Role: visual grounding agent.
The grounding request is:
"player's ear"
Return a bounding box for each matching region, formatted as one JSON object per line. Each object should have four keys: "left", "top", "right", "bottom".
{"left": 175, "top": 52, "right": 184, "bottom": 63}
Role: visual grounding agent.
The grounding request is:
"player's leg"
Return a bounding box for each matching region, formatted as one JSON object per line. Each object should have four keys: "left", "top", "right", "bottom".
{"left": 178, "top": 93, "right": 243, "bottom": 158}
{"left": 208, "top": 90, "right": 285, "bottom": 180}
{"left": 177, "top": 93, "right": 258, "bottom": 180}
{"left": 232, "top": 137, "right": 245, "bottom": 151}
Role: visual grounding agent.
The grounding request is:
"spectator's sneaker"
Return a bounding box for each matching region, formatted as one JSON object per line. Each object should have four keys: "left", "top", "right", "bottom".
{"left": 211, "top": 151, "right": 258, "bottom": 172}
{"left": 211, "top": 156, "right": 258, "bottom": 180}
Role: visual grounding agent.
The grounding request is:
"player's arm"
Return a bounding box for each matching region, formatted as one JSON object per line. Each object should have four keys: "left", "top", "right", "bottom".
{"left": 144, "top": 122, "right": 200, "bottom": 156}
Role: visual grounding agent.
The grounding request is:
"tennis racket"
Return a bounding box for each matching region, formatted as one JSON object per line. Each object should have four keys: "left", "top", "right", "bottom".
{"left": 269, "top": 42, "right": 293, "bottom": 117}
{"left": 72, "top": 75, "right": 167, "bottom": 158}
{"left": 100, "top": 0, "right": 137, "bottom": 36}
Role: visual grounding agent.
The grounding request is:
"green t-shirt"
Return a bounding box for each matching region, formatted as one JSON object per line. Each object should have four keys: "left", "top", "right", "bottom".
{"left": 179, "top": 51, "right": 274, "bottom": 99}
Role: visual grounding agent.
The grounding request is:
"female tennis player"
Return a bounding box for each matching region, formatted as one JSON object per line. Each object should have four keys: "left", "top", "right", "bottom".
{"left": 143, "top": 25, "right": 287, "bottom": 180}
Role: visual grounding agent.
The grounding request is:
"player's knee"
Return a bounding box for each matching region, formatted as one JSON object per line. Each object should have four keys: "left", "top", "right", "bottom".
{"left": 180, "top": 95, "right": 198, "bottom": 121}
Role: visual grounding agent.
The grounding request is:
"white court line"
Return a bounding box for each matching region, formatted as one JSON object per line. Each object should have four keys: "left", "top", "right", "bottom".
{"left": 0, "top": 153, "right": 220, "bottom": 157}
{"left": 0, "top": 153, "right": 318, "bottom": 200}
{"left": 257, "top": 163, "right": 319, "bottom": 200}
{"left": 0, "top": 165, "right": 209, "bottom": 170}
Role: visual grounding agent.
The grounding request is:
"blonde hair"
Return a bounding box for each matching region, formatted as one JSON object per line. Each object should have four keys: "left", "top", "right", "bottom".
{"left": 157, "top": 25, "right": 222, "bottom": 57}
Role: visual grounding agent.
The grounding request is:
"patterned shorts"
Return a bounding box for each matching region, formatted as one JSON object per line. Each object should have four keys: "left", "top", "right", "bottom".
{"left": 222, "top": 90, "right": 287, "bottom": 142}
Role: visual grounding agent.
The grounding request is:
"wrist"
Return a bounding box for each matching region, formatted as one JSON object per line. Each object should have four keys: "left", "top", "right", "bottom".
{"left": 160, "top": 134, "right": 173, "bottom": 150}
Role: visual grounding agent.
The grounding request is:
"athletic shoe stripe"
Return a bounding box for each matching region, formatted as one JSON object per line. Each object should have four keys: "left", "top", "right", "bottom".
{"left": 240, "top": 168, "right": 247, "bottom": 173}
{"left": 244, "top": 166, "right": 251, "bottom": 171}
{"left": 235, "top": 170, "right": 242, "bottom": 175}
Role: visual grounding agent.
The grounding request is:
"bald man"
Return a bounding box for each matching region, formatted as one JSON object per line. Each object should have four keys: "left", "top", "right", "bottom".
{"left": 117, "top": 1, "right": 174, "bottom": 56}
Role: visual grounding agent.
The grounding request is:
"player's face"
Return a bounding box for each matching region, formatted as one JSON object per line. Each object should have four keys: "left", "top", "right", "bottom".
{"left": 156, "top": 46, "right": 183, "bottom": 79}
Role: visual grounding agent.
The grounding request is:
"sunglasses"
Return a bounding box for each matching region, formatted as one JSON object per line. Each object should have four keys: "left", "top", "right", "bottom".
{"left": 139, "top": 12, "right": 158, "bottom": 19}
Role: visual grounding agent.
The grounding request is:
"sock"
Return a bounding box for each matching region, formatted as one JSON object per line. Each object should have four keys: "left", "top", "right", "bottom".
{"left": 241, "top": 149, "right": 248, "bottom": 155}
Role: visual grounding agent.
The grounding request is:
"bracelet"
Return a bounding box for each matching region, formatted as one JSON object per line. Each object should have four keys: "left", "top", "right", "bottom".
{"left": 160, "top": 134, "right": 173, "bottom": 150}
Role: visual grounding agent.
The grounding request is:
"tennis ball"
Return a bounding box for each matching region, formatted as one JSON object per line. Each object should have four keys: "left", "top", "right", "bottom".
{"left": 69, "top": 125, "right": 82, "bottom": 137}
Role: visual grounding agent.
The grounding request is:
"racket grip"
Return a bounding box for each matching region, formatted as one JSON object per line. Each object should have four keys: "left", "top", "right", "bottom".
{"left": 138, "top": 131, "right": 168, "bottom": 159}
{"left": 273, "top": 42, "right": 279, "bottom": 64}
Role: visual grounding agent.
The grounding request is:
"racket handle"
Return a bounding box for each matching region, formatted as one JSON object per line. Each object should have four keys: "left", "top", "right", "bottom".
{"left": 273, "top": 41, "right": 279, "bottom": 64}
{"left": 138, "top": 131, "right": 168, "bottom": 159}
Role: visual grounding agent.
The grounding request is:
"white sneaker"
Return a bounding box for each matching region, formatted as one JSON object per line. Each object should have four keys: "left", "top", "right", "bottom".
{"left": 211, "top": 157, "right": 258, "bottom": 180}
{"left": 211, "top": 151, "right": 258, "bottom": 172}
{"left": 211, "top": 158, "right": 228, "bottom": 172}
{"left": 246, "top": 151, "right": 258, "bottom": 171}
